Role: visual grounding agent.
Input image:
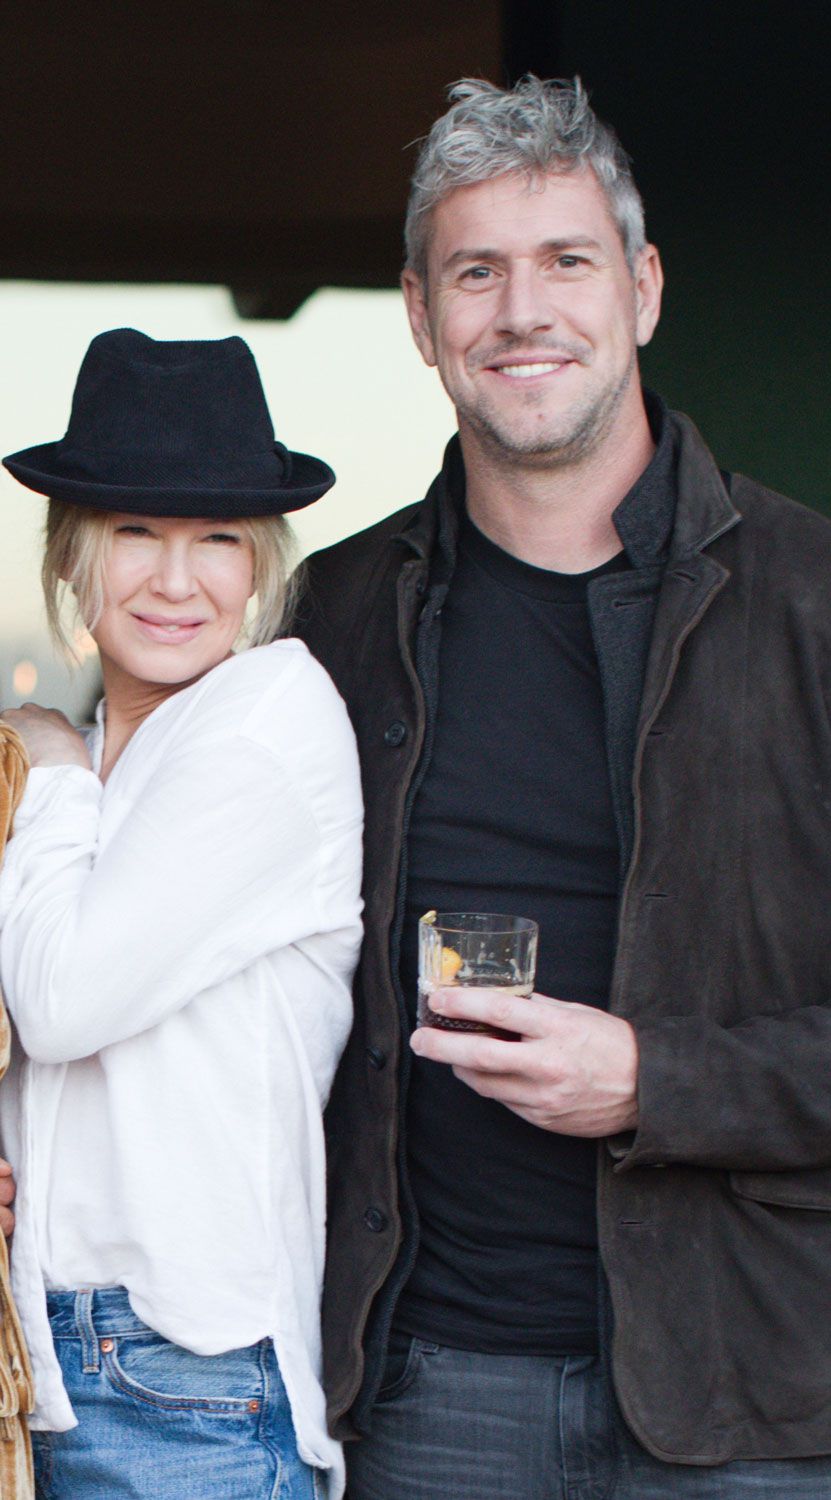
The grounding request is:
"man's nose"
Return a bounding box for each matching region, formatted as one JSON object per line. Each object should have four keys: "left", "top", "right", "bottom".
{"left": 494, "top": 265, "right": 556, "bottom": 338}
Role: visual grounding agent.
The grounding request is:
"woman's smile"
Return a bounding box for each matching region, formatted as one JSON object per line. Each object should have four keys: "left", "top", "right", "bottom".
{"left": 130, "top": 612, "right": 211, "bottom": 644}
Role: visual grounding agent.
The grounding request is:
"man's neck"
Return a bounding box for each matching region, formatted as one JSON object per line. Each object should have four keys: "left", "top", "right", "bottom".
{"left": 461, "top": 402, "right": 656, "bottom": 575}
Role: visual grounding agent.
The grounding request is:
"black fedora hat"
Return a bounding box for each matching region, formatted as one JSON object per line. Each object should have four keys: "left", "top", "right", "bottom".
{"left": 2, "top": 328, "right": 335, "bottom": 517}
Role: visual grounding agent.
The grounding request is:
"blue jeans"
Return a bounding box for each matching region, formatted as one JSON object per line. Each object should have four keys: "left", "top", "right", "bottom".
{"left": 33, "top": 1288, "right": 324, "bottom": 1499}
{"left": 345, "top": 1336, "right": 831, "bottom": 1500}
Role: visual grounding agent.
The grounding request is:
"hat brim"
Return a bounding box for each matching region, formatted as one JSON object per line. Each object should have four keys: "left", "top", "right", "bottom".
{"left": 2, "top": 443, "right": 335, "bottom": 517}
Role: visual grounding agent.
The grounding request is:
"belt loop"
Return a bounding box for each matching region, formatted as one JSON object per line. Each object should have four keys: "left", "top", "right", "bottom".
{"left": 75, "top": 1290, "right": 99, "bottom": 1374}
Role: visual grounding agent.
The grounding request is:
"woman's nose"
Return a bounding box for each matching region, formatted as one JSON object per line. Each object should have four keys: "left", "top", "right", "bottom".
{"left": 151, "top": 544, "right": 198, "bottom": 599}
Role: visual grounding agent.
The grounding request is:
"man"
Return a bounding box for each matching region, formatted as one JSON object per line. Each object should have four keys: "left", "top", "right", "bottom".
{"left": 298, "top": 77, "right": 831, "bottom": 1498}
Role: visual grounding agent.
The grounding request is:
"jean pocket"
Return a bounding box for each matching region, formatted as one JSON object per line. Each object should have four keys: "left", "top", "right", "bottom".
{"left": 375, "top": 1332, "right": 436, "bottom": 1405}
{"left": 101, "top": 1332, "right": 265, "bottom": 1415}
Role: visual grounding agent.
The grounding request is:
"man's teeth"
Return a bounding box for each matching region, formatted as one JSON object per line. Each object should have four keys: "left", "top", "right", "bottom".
{"left": 497, "top": 362, "right": 562, "bottom": 377}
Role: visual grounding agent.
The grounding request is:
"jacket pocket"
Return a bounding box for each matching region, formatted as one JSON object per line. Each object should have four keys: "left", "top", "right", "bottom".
{"left": 729, "top": 1165, "right": 831, "bottom": 1211}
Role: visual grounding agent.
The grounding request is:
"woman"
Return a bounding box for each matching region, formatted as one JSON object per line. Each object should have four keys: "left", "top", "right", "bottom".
{"left": 0, "top": 328, "right": 363, "bottom": 1499}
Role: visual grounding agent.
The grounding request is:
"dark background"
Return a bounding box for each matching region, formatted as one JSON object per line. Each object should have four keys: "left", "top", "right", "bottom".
{"left": 1, "top": 1, "right": 828, "bottom": 509}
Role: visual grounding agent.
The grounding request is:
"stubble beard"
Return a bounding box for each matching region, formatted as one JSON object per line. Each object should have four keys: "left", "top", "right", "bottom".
{"left": 456, "top": 350, "right": 638, "bottom": 473}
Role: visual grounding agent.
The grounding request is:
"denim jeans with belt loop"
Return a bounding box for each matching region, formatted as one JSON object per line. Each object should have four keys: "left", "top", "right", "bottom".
{"left": 346, "top": 1333, "right": 831, "bottom": 1500}
{"left": 32, "top": 1287, "right": 324, "bottom": 1499}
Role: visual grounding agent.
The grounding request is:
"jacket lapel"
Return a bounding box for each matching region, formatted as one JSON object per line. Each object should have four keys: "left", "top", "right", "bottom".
{"left": 636, "top": 552, "right": 732, "bottom": 739}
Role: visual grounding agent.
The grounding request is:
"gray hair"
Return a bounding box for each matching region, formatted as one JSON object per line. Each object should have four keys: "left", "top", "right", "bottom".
{"left": 404, "top": 76, "right": 646, "bottom": 279}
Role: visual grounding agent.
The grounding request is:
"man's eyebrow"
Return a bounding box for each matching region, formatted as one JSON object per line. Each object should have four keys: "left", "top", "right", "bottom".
{"left": 440, "top": 236, "right": 605, "bottom": 273}
{"left": 541, "top": 236, "right": 605, "bottom": 253}
{"left": 440, "top": 248, "right": 502, "bottom": 273}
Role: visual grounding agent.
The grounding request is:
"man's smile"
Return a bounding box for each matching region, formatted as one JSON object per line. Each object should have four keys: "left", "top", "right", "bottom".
{"left": 486, "top": 358, "right": 573, "bottom": 380}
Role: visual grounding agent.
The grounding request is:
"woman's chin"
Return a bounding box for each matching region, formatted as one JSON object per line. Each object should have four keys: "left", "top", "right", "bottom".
{"left": 100, "top": 640, "right": 235, "bottom": 692}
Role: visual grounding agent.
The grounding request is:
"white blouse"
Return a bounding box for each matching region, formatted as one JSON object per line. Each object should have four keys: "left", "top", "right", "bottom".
{"left": 0, "top": 641, "right": 363, "bottom": 1497}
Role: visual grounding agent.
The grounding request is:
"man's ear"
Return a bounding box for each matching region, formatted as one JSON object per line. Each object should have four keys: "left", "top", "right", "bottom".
{"left": 634, "top": 244, "right": 664, "bottom": 349}
{"left": 401, "top": 269, "right": 437, "bottom": 368}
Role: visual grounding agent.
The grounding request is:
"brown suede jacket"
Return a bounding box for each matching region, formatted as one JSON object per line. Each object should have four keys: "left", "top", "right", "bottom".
{"left": 297, "top": 409, "right": 831, "bottom": 1464}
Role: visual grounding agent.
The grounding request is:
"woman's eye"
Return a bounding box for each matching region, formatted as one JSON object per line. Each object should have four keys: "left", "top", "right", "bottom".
{"left": 115, "top": 525, "right": 150, "bottom": 537}
{"left": 205, "top": 532, "right": 242, "bottom": 545}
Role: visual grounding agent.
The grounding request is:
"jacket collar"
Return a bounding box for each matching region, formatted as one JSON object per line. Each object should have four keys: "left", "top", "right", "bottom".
{"left": 667, "top": 410, "right": 742, "bottom": 558}
{"left": 611, "top": 390, "right": 676, "bottom": 566}
{"left": 393, "top": 437, "right": 462, "bottom": 582}
{"left": 395, "top": 394, "right": 741, "bottom": 573}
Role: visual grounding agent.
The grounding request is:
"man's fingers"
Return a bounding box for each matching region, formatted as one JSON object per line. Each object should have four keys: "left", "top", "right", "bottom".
{"left": 452, "top": 1064, "right": 532, "bottom": 1105}
{"left": 411, "top": 1024, "right": 544, "bottom": 1076}
{"left": 425, "top": 985, "right": 565, "bottom": 1040}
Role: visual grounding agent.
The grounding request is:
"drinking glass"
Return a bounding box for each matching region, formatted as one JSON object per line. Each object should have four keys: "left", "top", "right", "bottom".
{"left": 417, "top": 910, "right": 538, "bottom": 1039}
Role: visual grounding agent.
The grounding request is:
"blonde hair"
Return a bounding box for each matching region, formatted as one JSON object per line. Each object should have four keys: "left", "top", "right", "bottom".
{"left": 42, "top": 501, "right": 300, "bottom": 660}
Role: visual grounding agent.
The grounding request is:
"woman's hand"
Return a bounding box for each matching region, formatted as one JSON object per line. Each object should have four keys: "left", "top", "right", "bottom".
{"left": 1, "top": 705, "right": 92, "bottom": 771}
{"left": 0, "top": 1159, "right": 15, "bottom": 1237}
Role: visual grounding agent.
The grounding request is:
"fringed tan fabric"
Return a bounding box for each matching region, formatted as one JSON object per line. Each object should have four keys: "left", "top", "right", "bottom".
{"left": 0, "top": 723, "right": 34, "bottom": 1499}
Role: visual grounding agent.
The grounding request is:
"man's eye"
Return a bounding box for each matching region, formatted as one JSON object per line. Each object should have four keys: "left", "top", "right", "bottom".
{"left": 461, "top": 266, "right": 492, "bottom": 282}
{"left": 557, "top": 255, "right": 585, "bottom": 269}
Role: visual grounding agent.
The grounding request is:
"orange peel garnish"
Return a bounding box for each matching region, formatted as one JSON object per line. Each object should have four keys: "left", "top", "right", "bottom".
{"left": 440, "top": 947, "right": 463, "bottom": 982}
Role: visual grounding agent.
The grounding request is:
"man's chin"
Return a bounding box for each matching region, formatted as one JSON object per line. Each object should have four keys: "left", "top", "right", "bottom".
{"left": 462, "top": 383, "right": 634, "bottom": 470}
{"left": 468, "top": 417, "right": 600, "bottom": 469}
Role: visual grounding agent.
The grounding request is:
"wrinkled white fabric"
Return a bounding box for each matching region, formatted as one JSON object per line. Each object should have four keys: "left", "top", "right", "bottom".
{"left": 0, "top": 641, "right": 363, "bottom": 1497}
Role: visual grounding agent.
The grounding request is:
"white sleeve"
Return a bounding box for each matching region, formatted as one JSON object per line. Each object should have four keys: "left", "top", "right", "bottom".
{"left": 0, "top": 729, "right": 336, "bottom": 1064}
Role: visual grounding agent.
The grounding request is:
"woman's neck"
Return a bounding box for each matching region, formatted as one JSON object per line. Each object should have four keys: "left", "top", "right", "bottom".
{"left": 98, "top": 658, "right": 191, "bottom": 782}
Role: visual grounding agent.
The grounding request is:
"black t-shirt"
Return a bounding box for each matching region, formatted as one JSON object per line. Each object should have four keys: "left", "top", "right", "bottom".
{"left": 395, "top": 516, "right": 628, "bottom": 1353}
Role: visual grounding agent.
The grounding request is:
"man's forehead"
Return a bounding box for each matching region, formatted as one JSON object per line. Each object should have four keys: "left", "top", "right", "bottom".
{"left": 425, "top": 167, "right": 624, "bottom": 262}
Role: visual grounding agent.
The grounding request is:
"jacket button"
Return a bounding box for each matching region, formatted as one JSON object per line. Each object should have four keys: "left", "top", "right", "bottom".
{"left": 384, "top": 721, "right": 407, "bottom": 747}
{"left": 363, "top": 1206, "right": 388, "bottom": 1233}
{"left": 366, "top": 1046, "right": 387, "bottom": 1070}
